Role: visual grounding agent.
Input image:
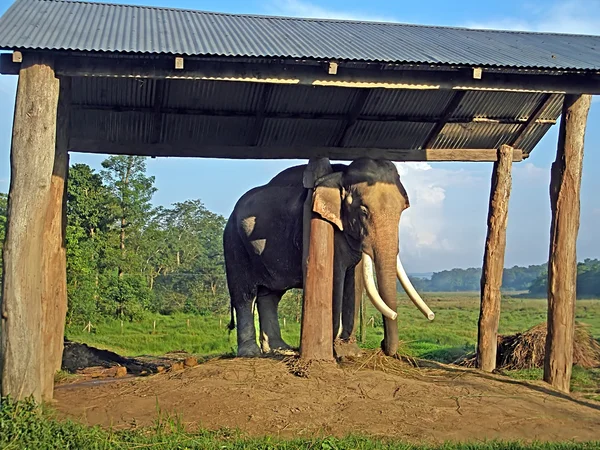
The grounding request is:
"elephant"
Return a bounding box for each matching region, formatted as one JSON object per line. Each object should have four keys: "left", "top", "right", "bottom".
{"left": 224, "top": 157, "right": 434, "bottom": 358}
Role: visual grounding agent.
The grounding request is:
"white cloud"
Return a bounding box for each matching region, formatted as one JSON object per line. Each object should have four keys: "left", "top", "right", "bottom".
{"left": 263, "top": 0, "right": 398, "bottom": 22}
{"left": 465, "top": 0, "right": 600, "bottom": 35}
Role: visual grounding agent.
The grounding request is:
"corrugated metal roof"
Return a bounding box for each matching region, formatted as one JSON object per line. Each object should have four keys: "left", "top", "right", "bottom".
{"left": 67, "top": 78, "right": 562, "bottom": 155}
{"left": 1, "top": 0, "right": 599, "bottom": 70}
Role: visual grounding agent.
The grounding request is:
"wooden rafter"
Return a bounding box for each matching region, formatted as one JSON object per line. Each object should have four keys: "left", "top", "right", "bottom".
{"left": 247, "top": 84, "right": 273, "bottom": 146}
{"left": 421, "top": 91, "right": 466, "bottom": 149}
{"left": 510, "top": 93, "right": 555, "bottom": 149}
{"left": 335, "top": 89, "right": 371, "bottom": 147}
{"left": 69, "top": 139, "right": 524, "bottom": 162}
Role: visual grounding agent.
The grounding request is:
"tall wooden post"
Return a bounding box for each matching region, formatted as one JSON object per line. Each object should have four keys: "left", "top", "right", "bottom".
{"left": 1, "top": 54, "right": 61, "bottom": 402}
{"left": 40, "top": 78, "right": 70, "bottom": 399}
{"left": 300, "top": 158, "right": 335, "bottom": 361}
{"left": 476, "top": 145, "right": 513, "bottom": 372}
{"left": 544, "top": 94, "right": 591, "bottom": 393}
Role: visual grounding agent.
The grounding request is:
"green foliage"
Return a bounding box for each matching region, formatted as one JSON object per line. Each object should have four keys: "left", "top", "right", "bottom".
{"left": 528, "top": 259, "right": 600, "bottom": 298}
{"left": 1, "top": 396, "right": 599, "bottom": 449}
{"left": 64, "top": 158, "right": 228, "bottom": 324}
{"left": 410, "top": 261, "right": 600, "bottom": 298}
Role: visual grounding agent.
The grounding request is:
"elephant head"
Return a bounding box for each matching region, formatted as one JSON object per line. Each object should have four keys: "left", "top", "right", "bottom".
{"left": 311, "top": 158, "right": 434, "bottom": 356}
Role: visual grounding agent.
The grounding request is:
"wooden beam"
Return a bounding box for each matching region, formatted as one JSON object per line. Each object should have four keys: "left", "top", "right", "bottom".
{"left": 1, "top": 55, "right": 60, "bottom": 402}
{"left": 510, "top": 93, "right": 556, "bottom": 148}
{"left": 476, "top": 144, "right": 513, "bottom": 373}
{"left": 544, "top": 94, "right": 591, "bottom": 393}
{"left": 69, "top": 139, "right": 525, "bottom": 162}
{"left": 40, "top": 77, "right": 70, "bottom": 400}
{"left": 335, "top": 90, "right": 371, "bottom": 147}
{"left": 422, "top": 91, "right": 466, "bottom": 149}
{"left": 0, "top": 53, "right": 20, "bottom": 75}
{"left": 300, "top": 158, "right": 335, "bottom": 361}
{"left": 49, "top": 55, "right": 600, "bottom": 94}
{"left": 151, "top": 80, "right": 165, "bottom": 144}
{"left": 71, "top": 103, "right": 556, "bottom": 126}
{"left": 247, "top": 84, "right": 273, "bottom": 146}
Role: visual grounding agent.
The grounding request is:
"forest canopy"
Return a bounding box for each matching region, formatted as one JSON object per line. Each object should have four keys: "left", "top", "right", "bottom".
{"left": 0, "top": 156, "right": 598, "bottom": 325}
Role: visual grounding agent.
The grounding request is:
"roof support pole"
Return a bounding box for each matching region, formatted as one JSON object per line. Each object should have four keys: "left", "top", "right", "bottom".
{"left": 40, "top": 77, "right": 70, "bottom": 399}
{"left": 544, "top": 94, "right": 591, "bottom": 393}
{"left": 476, "top": 144, "right": 513, "bottom": 372}
{"left": 1, "top": 54, "right": 66, "bottom": 402}
{"left": 300, "top": 158, "right": 335, "bottom": 361}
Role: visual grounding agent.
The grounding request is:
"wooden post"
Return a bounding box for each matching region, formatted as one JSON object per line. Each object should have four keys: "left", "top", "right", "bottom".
{"left": 300, "top": 158, "right": 335, "bottom": 361}
{"left": 544, "top": 94, "right": 591, "bottom": 393}
{"left": 1, "top": 54, "right": 60, "bottom": 402}
{"left": 40, "top": 77, "right": 70, "bottom": 400}
{"left": 476, "top": 144, "right": 513, "bottom": 372}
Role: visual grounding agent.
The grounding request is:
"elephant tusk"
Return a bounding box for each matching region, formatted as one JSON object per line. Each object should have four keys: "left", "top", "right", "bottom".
{"left": 362, "top": 253, "right": 398, "bottom": 321}
{"left": 396, "top": 255, "right": 435, "bottom": 321}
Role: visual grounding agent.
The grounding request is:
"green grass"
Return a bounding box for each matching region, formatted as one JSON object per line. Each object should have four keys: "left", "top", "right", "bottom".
{"left": 65, "top": 294, "right": 600, "bottom": 394}
{"left": 65, "top": 294, "right": 600, "bottom": 365}
{"left": 1, "top": 396, "right": 599, "bottom": 450}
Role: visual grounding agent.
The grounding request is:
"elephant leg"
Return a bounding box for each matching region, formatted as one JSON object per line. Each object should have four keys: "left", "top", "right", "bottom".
{"left": 233, "top": 294, "right": 261, "bottom": 357}
{"left": 335, "top": 266, "right": 363, "bottom": 358}
{"left": 256, "top": 290, "right": 292, "bottom": 353}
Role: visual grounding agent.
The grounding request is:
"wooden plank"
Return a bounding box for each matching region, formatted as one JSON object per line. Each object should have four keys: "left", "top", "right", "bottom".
{"left": 1, "top": 55, "right": 60, "bottom": 402}
{"left": 422, "top": 91, "right": 466, "bottom": 149}
{"left": 68, "top": 139, "right": 525, "bottom": 162}
{"left": 40, "top": 76, "right": 71, "bottom": 401}
{"left": 476, "top": 144, "right": 513, "bottom": 373}
{"left": 510, "top": 93, "right": 556, "bottom": 148}
{"left": 300, "top": 158, "right": 335, "bottom": 361}
{"left": 0, "top": 53, "right": 20, "bottom": 75}
{"left": 52, "top": 55, "right": 600, "bottom": 94}
{"left": 544, "top": 94, "right": 591, "bottom": 393}
{"left": 71, "top": 104, "right": 556, "bottom": 126}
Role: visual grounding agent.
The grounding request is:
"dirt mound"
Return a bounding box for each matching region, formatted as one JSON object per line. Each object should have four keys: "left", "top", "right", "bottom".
{"left": 53, "top": 353, "right": 600, "bottom": 444}
{"left": 457, "top": 322, "right": 600, "bottom": 370}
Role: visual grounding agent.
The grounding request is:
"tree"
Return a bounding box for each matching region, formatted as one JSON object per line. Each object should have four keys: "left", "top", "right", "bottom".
{"left": 65, "top": 164, "right": 115, "bottom": 322}
{"left": 101, "top": 156, "right": 156, "bottom": 277}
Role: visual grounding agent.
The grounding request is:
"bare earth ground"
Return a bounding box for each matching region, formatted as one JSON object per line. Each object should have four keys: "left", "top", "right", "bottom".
{"left": 53, "top": 354, "right": 600, "bottom": 445}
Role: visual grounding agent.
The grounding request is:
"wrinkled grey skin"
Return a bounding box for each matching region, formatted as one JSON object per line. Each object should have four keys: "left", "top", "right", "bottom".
{"left": 224, "top": 158, "right": 410, "bottom": 357}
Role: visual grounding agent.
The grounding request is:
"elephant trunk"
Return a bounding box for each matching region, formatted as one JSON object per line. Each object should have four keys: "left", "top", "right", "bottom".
{"left": 373, "top": 244, "right": 401, "bottom": 357}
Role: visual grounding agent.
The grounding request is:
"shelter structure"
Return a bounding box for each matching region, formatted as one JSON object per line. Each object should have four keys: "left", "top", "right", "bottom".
{"left": 0, "top": 0, "right": 598, "bottom": 401}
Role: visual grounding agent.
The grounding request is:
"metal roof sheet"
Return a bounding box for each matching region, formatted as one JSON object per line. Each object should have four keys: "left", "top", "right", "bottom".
{"left": 1, "top": 0, "right": 600, "bottom": 71}
{"left": 67, "top": 78, "right": 562, "bottom": 155}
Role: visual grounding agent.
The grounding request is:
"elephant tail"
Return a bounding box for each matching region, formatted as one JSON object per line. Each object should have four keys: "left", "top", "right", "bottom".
{"left": 227, "top": 306, "right": 235, "bottom": 331}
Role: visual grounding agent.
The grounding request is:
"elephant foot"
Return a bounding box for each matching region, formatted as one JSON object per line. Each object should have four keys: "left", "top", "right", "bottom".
{"left": 334, "top": 338, "right": 363, "bottom": 359}
{"left": 261, "top": 338, "right": 295, "bottom": 356}
{"left": 237, "top": 341, "right": 262, "bottom": 358}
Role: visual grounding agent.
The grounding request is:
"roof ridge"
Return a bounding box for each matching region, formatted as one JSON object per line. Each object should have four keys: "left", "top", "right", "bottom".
{"left": 42, "top": 0, "right": 600, "bottom": 39}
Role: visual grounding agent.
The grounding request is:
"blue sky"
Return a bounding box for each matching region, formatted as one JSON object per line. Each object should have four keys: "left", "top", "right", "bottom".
{"left": 0, "top": 0, "right": 599, "bottom": 273}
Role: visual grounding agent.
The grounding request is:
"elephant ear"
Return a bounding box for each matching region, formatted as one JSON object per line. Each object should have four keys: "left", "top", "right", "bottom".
{"left": 312, "top": 172, "right": 344, "bottom": 231}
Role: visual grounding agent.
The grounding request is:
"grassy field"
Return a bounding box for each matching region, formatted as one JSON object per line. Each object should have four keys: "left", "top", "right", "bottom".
{"left": 66, "top": 292, "right": 600, "bottom": 362}
{"left": 65, "top": 293, "right": 600, "bottom": 396}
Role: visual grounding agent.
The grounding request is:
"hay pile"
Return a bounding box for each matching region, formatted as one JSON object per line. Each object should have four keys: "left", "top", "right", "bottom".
{"left": 457, "top": 322, "right": 600, "bottom": 370}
